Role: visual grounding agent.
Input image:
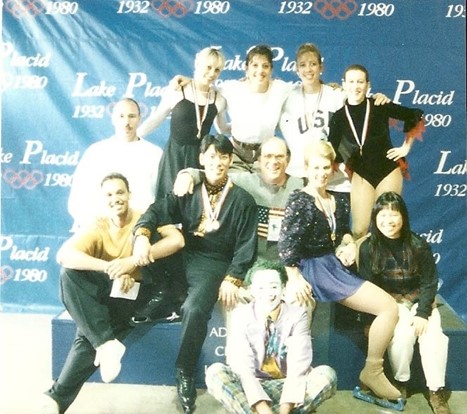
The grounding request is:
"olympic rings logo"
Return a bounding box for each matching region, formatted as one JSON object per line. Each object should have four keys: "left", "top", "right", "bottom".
{"left": 2, "top": 169, "right": 44, "bottom": 189}
{"left": 314, "top": 0, "right": 358, "bottom": 20}
{"left": 151, "top": 0, "right": 194, "bottom": 18}
{"left": 0, "top": 266, "right": 14, "bottom": 285}
{"left": 4, "top": 0, "right": 45, "bottom": 19}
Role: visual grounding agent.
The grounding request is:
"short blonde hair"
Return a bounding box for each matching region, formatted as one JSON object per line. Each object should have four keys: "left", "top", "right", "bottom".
{"left": 195, "top": 47, "right": 225, "bottom": 71}
{"left": 304, "top": 141, "right": 336, "bottom": 168}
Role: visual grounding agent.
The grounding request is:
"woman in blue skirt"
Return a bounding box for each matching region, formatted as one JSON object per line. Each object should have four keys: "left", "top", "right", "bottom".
{"left": 278, "top": 141, "right": 401, "bottom": 402}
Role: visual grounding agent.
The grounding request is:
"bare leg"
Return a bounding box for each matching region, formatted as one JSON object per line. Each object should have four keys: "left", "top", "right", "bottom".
{"left": 350, "top": 173, "right": 376, "bottom": 240}
{"left": 340, "top": 281, "right": 401, "bottom": 399}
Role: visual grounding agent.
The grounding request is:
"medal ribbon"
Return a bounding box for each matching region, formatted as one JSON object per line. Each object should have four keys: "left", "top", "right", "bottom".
{"left": 201, "top": 177, "right": 231, "bottom": 231}
{"left": 344, "top": 98, "right": 370, "bottom": 155}
{"left": 316, "top": 194, "right": 336, "bottom": 241}
{"left": 191, "top": 81, "right": 211, "bottom": 139}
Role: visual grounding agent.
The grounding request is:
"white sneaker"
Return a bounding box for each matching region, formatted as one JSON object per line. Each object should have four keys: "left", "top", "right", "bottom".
{"left": 38, "top": 394, "right": 59, "bottom": 414}
{"left": 94, "top": 339, "right": 126, "bottom": 383}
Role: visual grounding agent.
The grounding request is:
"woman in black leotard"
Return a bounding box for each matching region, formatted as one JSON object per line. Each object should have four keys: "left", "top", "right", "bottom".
{"left": 328, "top": 64, "right": 424, "bottom": 239}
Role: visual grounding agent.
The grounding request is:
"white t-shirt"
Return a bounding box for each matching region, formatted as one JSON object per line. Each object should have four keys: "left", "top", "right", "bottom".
{"left": 219, "top": 78, "right": 292, "bottom": 144}
{"left": 68, "top": 137, "right": 162, "bottom": 230}
{"left": 280, "top": 84, "right": 350, "bottom": 192}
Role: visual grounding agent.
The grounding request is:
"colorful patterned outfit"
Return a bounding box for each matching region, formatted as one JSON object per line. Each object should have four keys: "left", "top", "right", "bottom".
{"left": 206, "top": 302, "right": 336, "bottom": 413}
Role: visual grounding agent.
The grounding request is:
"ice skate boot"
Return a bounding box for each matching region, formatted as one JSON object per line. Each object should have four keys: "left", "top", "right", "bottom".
{"left": 353, "top": 358, "right": 405, "bottom": 411}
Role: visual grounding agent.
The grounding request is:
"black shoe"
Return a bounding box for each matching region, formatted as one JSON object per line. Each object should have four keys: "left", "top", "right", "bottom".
{"left": 176, "top": 369, "right": 196, "bottom": 413}
{"left": 132, "top": 290, "right": 181, "bottom": 325}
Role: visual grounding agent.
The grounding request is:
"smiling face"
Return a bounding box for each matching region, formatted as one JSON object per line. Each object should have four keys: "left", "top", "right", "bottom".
{"left": 246, "top": 54, "right": 273, "bottom": 92}
{"left": 343, "top": 69, "right": 370, "bottom": 105}
{"left": 259, "top": 138, "right": 289, "bottom": 185}
{"left": 306, "top": 154, "right": 333, "bottom": 190}
{"left": 111, "top": 99, "right": 141, "bottom": 142}
{"left": 194, "top": 53, "right": 224, "bottom": 88}
{"left": 199, "top": 144, "right": 232, "bottom": 185}
{"left": 101, "top": 178, "right": 131, "bottom": 220}
{"left": 250, "top": 269, "right": 284, "bottom": 314}
{"left": 376, "top": 207, "right": 403, "bottom": 239}
{"left": 296, "top": 50, "right": 322, "bottom": 90}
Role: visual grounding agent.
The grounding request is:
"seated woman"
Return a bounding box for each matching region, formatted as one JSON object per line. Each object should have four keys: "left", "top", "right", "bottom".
{"left": 278, "top": 141, "right": 403, "bottom": 407}
{"left": 205, "top": 260, "right": 336, "bottom": 414}
{"left": 358, "top": 192, "right": 451, "bottom": 414}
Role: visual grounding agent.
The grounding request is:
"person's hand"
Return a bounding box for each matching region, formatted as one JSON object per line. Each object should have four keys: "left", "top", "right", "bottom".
{"left": 412, "top": 316, "right": 428, "bottom": 336}
{"left": 386, "top": 141, "right": 411, "bottom": 161}
{"left": 327, "top": 82, "right": 342, "bottom": 91}
{"left": 285, "top": 275, "right": 313, "bottom": 307}
{"left": 173, "top": 172, "right": 194, "bottom": 197}
{"left": 373, "top": 92, "right": 391, "bottom": 106}
{"left": 335, "top": 243, "right": 356, "bottom": 267}
{"left": 106, "top": 257, "right": 136, "bottom": 279}
{"left": 169, "top": 75, "right": 191, "bottom": 91}
{"left": 218, "top": 280, "right": 239, "bottom": 311}
{"left": 118, "top": 274, "right": 136, "bottom": 293}
{"left": 133, "top": 235, "right": 154, "bottom": 266}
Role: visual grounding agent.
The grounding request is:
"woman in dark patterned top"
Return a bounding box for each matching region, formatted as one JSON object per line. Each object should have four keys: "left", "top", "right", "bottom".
{"left": 278, "top": 141, "right": 402, "bottom": 402}
{"left": 328, "top": 64, "right": 424, "bottom": 239}
{"left": 358, "top": 192, "right": 450, "bottom": 413}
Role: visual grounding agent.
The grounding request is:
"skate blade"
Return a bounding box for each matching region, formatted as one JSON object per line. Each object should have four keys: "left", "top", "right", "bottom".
{"left": 353, "top": 386, "right": 406, "bottom": 411}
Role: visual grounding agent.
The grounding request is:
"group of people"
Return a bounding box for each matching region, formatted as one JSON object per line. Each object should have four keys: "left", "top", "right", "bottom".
{"left": 40, "top": 42, "right": 451, "bottom": 414}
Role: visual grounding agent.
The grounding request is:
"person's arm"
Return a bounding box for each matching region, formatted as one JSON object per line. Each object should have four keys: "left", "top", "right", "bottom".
{"left": 219, "top": 197, "right": 258, "bottom": 310}
{"left": 278, "top": 193, "right": 313, "bottom": 305}
{"left": 56, "top": 228, "right": 137, "bottom": 293}
{"left": 279, "top": 307, "right": 313, "bottom": 409}
{"left": 384, "top": 102, "right": 425, "bottom": 161}
{"left": 335, "top": 233, "right": 357, "bottom": 267}
{"left": 168, "top": 74, "right": 192, "bottom": 90}
{"left": 414, "top": 237, "right": 439, "bottom": 319}
{"left": 56, "top": 232, "right": 110, "bottom": 273}
{"left": 173, "top": 168, "right": 203, "bottom": 196}
{"left": 137, "top": 89, "right": 176, "bottom": 138}
{"left": 371, "top": 92, "right": 391, "bottom": 106}
{"left": 149, "top": 224, "right": 185, "bottom": 260}
{"left": 133, "top": 195, "right": 179, "bottom": 265}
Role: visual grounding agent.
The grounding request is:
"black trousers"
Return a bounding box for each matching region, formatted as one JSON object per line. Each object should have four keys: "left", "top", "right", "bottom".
{"left": 175, "top": 251, "right": 230, "bottom": 375}
{"left": 46, "top": 267, "right": 147, "bottom": 413}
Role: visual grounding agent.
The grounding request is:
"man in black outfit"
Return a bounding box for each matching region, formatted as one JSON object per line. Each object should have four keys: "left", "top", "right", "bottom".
{"left": 133, "top": 134, "right": 258, "bottom": 413}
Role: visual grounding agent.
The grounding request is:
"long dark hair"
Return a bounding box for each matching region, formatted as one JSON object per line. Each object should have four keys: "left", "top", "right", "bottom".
{"left": 368, "top": 192, "right": 418, "bottom": 274}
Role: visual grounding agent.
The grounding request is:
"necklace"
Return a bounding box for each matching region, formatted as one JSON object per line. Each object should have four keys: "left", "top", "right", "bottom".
{"left": 191, "top": 81, "right": 211, "bottom": 139}
{"left": 196, "top": 177, "right": 231, "bottom": 236}
{"left": 344, "top": 99, "right": 370, "bottom": 156}
{"left": 315, "top": 193, "right": 336, "bottom": 242}
{"left": 302, "top": 85, "right": 323, "bottom": 131}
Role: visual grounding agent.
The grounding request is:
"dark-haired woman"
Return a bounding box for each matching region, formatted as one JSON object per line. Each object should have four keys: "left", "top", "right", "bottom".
{"left": 358, "top": 191, "right": 450, "bottom": 413}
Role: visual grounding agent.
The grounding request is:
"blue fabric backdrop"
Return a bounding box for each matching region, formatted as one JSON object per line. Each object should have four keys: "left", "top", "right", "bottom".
{"left": 1, "top": 0, "right": 466, "bottom": 320}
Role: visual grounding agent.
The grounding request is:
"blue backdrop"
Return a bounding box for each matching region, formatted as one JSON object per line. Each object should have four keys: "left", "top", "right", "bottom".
{"left": 1, "top": 0, "right": 466, "bottom": 320}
